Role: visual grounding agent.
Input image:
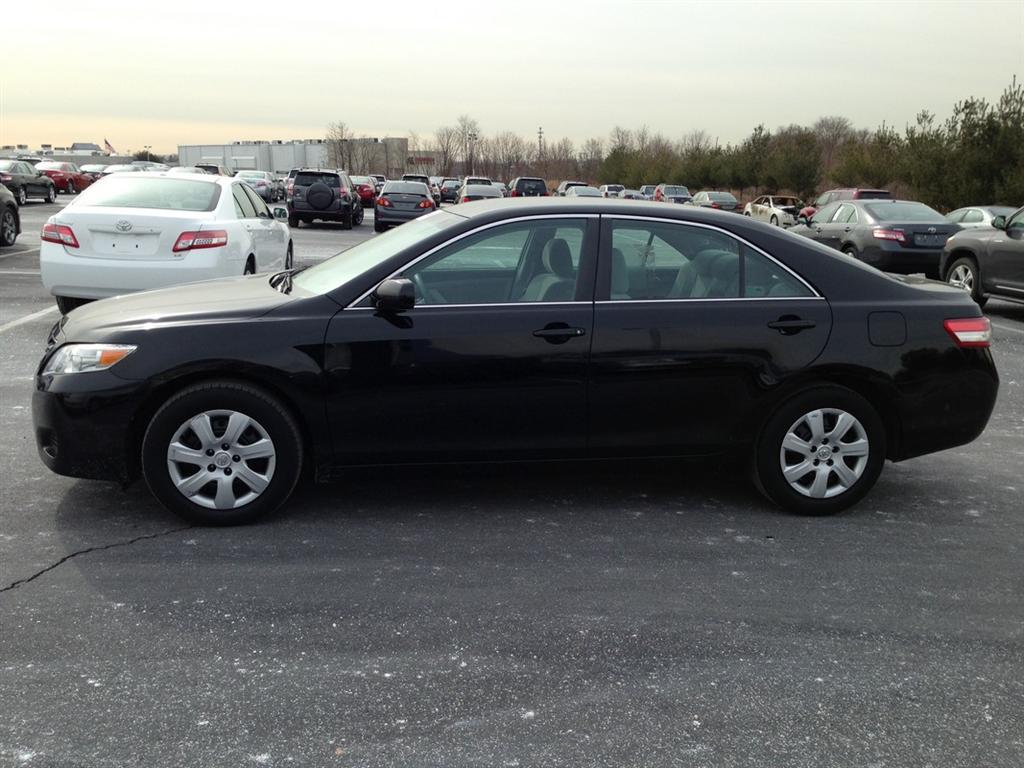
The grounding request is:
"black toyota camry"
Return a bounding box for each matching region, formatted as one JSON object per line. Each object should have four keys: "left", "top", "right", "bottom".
{"left": 33, "top": 199, "right": 998, "bottom": 525}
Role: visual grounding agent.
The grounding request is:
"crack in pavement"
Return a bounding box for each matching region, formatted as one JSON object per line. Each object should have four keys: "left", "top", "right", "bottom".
{"left": 0, "top": 525, "right": 194, "bottom": 594}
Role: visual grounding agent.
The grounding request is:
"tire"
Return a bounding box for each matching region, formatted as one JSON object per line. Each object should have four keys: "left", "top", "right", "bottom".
{"left": 842, "top": 245, "right": 859, "bottom": 261}
{"left": 285, "top": 242, "right": 293, "bottom": 270}
{"left": 244, "top": 258, "right": 256, "bottom": 276}
{"left": 754, "top": 386, "right": 886, "bottom": 515}
{"left": 352, "top": 204, "right": 363, "bottom": 227}
{"left": 66, "top": 179, "right": 76, "bottom": 194}
{"left": 374, "top": 220, "right": 386, "bottom": 233}
{"left": 141, "top": 381, "right": 304, "bottom": 525}
{"left": 46, "top": 185, "right": 57, "bottom": 204}
{"left": 770, "top": 215, "right": 779, "bottom": 226}
{"left": 0, "top": 208, "right": 17, "bottom": 247}
{"left": 55, "top": 295, "right": 87, "bottom": 314}
{"left": 342, "top": 207, "right": 353, "bottom": 230}
{"left": 288, "top": 214, "right": 299, "bottom": 228}
{"left": 16, "top": 186, "right": 27, "bottom": 206}
{"left": 946, "top": 256, "right": 987, "bottom": 307}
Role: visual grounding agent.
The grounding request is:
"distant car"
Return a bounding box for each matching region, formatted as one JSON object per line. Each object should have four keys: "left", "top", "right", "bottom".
{"left": 374, "top": 180, "right": 436, "bottom": 232}
{"left": 791, "top": 199, "right": 957, "bottom": 278}
{"left": 0, "top": 159, "right": 58, "bottom": 204}
{"left": 564, "top": 185, "right": 602, "bottom": 198}
{"left": 167, "top": 166, "right": 211, "bottom": 175}
{"left": 0, "top": 184, "right": 21, "bottom": 247}
{"left": 369, "top": 173, "right": 387, "bottom": 193}
{"left": 131, "top": 161, "right": 169, "bottom": 172}
{"left": 287, "top": 168, "right": 363, "bottom": 229}
{"left": 945, "top": 205, "right": 1017, "bottom": 229}
{"left": 654, "top": 184, "right": 691, "bottom": 203}
{"left": 39, "top": 172, "right": 292, "bottom": 314}
{"left": 235, "top": 170, "right": 278, "bottom": 202}
{"left": 462, "top": 176, "right": 492, "bottom": 188}
{"left": 509, "top": 177, "right": 548, "bottom": 197}
{"left": 941, "top": 206, "right": 1024, "bottom": 306}
{"left": 800, "top": 188, "right": 890, "bottom": 220}
{"left": 638, "top": 184, "right": 657, "bottom": 200}
{"left": 618, "top": 189, "right": 644, "bottom": 200}
{"left": 458, "top": 183, "right": 503, "bottom": 203}
{"left": 555, "top": 180, "right": 588, "bottom": 196}
{"left": 744, "top": 195, "right": 804, "bottom": 226}
{"left": 79, "top": 164, "right": 108, "bottom": 182}
{"left": 35, "top": 161, "right": 94, "bottom": 195}
{"left": 402, "top": 174, "right": 441, "bottom": 207}
{"left": 491, "top": 181, "right": 509, "bottom": 197}
{"left": 101, "top": 165, "right": 143, "bottom": 176}
{"left": 690, "top": 191, "right": 740, "bottom": 213}
{"left": 599, "top": 184, "right": 624, "bottom": 198}
{"left": 195, "top": 164, "right": 233, "bottom": 176}
{"left": 439, "top": 178, "right": 462, "bottom": 203}
{"left": 349, "top": 175, "right": 377, "bottom": 208}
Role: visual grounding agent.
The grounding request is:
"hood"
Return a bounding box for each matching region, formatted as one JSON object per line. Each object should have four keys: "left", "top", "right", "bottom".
{"left": 61, "top": 274, "right": 298, "bottom": 340}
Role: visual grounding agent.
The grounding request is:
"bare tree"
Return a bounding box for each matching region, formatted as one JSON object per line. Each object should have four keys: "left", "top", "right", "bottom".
{"left": 325, "top": 121, "right": 354, "bottom": 169}
{"left": 609, "top": 126, "right": 634, "bottom": 152}
{"left": 813, "top": 115, "right": 854, "bottom": 175}
{"left": 434, "top": 126, "right": 459, "bottom": 176}
{"left": 578, "top": 137, "right": 605, "bottom": 182}
{"left": 493, "top": 130, "right": 528, "bottom": 180}
{"left": 456, "top": 114, "right": 482, "bottom": 169}
{"left": 351, "top": 137, "right": 378, "bottom": 174}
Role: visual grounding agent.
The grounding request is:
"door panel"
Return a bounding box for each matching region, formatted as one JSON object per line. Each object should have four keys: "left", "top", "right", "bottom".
{"left": 989, "top": 211, "right": 1024, "bottom": 294}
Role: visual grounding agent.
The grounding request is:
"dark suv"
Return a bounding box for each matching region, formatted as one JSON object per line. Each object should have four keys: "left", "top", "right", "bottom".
{"left": 509, "top": 177, "right": 549, "bottom": 197}
{"left": 287, "top": 168, "right": 363, "bottom": 228}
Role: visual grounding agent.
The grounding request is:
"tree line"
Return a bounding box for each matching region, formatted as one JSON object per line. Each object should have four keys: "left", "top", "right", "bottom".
{"left": 338, "top": 78, "right": 1022, "bottom": 211}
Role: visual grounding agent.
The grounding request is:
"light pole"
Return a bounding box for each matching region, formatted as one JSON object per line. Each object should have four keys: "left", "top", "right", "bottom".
{"left": 144, "top": 145, "right": 151, "bottom": 162}
{"left": 468, "top": 131, "right": 478, "bottom": 175}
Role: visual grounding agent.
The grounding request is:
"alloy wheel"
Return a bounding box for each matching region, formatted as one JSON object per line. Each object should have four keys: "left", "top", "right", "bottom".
{"left": 1, "top": 211, "right": 16, "bottom": 245}
{"left": 166, "top": 409, "right": 277, "bottom": 510}
{"left": 779, "top": 408, "right": 869, "bottom": 499}
{"left": 17, "top": 187, "right": 26, "bottom": 206}
{"left": 948, "top": 264, "right": 974, "bottom": 293}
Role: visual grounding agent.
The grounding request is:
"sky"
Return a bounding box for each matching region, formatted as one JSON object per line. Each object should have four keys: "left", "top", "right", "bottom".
{"left": 2, "top": 0, "right": 1022, "bottom": 155}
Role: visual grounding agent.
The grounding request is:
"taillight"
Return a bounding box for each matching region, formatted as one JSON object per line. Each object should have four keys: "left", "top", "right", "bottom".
{"left": 944, "top": 317, "right": 991, "bottom": 348}
{"left": 173, "top": 229, "right": 228, "bottom": 252}
{"left": 461, "top": 196, "right": 472, "bottom": 203}
{"left": 510, "top": 189, "right": 519, "bottom": 197}
{"left": 41, "top": 223, "right": 79, "bottom": 248}
{"left": 340, "top": 187, "right": 350, "bottom": 198}
{"left": 710, "top": 202, "right": 721, "bottom": 209}
{"left": 0, "top": 174, "right": 11, "bottom": 182}
{"left": 872, "top": 228, "right": 906, "bottom": 243}
{"left": 377, "top": 197, "right": 392, "bottom": 207}
{"left": 418, "top": 199, "right": 435, "bottom": 209}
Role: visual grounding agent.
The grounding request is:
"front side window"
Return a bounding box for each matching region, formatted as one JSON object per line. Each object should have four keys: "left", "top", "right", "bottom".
{"left": 402, "top": 219, "right": 588, "bottom": 305}
{"left": 962, "top": 209, "right": 984, "bottom": 224}
{"left": 607, "top": 220, "right": 814, "bottom": 301}
{"left": 1007, "top": 210, "right": 1024, "bottom": 233}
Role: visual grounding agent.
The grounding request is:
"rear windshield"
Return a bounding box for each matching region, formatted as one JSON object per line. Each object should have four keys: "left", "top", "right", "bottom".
{"left": 441, "top": 180, "right": 461, "bottom": 189}
{"left": 664, "top": 186, "right": 690, "bottom": 195}
{"left": 708, "top": 192, "right": 737, "bottom": 202}
{"left": 856, "top": 190, "right": 890, "bottom": 199}
{"left": 296, "top": 172, "right": 340, "bottom": 188}
{"left": 517, "top": 178, "right": 547, "bottom": 192}
{"left": 865, "top": 202, "right": 945, "bottom": 223}
{"left": 605, "top": 185, "right": 624, "bottom": 191}
{"left": 350, "top": 176, "right": 370, "bottom": 184}
{"left": 384, "top": 182, "right": 429, "bottom": 195}
{"left": 237, "top": 171, "right": 265, "bottom": 179}
{"left": 73, "top": 176, "right": 221, "bottom": 212}
{"left": 403, "top": 176, "right": 429, "bottom": 184}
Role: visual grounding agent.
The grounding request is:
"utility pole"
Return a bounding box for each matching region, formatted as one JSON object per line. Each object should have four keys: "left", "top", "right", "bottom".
{"left": 144, "top": 145, "right": 151, "bottom": 162}
{"left": 468, "top": 131, "right": 478, "bottom": 175}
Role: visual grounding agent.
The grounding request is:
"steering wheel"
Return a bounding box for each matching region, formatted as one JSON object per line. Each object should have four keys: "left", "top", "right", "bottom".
{"left": 409, "top": 272, "right": 431, "bottom": 305}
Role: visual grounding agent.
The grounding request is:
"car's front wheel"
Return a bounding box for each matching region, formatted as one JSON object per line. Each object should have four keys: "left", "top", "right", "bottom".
{"left": 46, "top": 185, "right": 57, "bottom": 204}
{"left": 754, "top": 386, "right": 886, "bottom": 515}
{"left": 16, "top": 186, "right": 27, "bottom": 206}
{"left": 1, "top": 208, "right": 17, "bottom": 246}
{"left": 946, "top": 256, "right": 987, "bottom": 307}
{"left": 142, "top": 381, "right": 304, "bottom": 525}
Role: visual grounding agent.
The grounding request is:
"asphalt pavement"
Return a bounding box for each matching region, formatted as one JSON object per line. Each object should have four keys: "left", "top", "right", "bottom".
{"left": 1, "top": 195, "right": 1023, "bottom": 767}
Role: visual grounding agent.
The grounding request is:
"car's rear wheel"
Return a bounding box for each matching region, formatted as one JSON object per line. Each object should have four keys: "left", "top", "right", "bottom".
{"left": 754, "top": 386, "right": 885, "bottom": 515}
{"left": 141, "top": 381, "right": 304, "bottom": 525}
{"left": 946, "top": 256, "right": 987, "bottom": 307}
{"left": 842, "top": 244, "right": 859, "bottom": 261}
{"left": 352, "top": 204, "right": 363, "bottom": 226}
{"left": 288, "top": 214, "right": 299, "bottom": 228}
{"left": 770, "top": 215, "right": 779, "bottom": 226}
{"left": 244, "top": 257, "right": 255, "bottom": 275}
{"left": 342, "top": 207, "right": 353, "bottom": 230}
{"left": 66, "top": 179, "right": 76, "bottom": 194}
{"left": 374, "top": 220, "right": 386, "bottom": 233}
{"left": 16, "top": 187, "right": 27, "bottom": 206}
{"left": 46, "top": 185, "right": 57, "bottom": 204}
{"left": 1, "top": 208, "right": 17, "bottom": 246}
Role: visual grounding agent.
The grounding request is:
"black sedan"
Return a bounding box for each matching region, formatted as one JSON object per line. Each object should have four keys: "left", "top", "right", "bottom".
{"left": 33, "top": 199, "right": 998, "bottom": 525}
{"left": 0, "top": 159, "right": 57, "bottom": 205}
{"left": 374, "top": 181, "right": 436, "bottom": 232}
{"left": 792, "top": 199, "right": 958, "bottom": 278}
{"left": 941, "top": 206, "right": 1024, "bottom": 306}
{"left": 1, "top": 183, "right": 22, "bottom": 247}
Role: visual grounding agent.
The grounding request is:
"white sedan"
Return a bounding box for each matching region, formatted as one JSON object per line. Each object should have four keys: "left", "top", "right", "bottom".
{"left": 40, "top": 173, "right": 293, "bottom": 313}
{"left": 743, "top": 195, "right": 804, "bottom": 227}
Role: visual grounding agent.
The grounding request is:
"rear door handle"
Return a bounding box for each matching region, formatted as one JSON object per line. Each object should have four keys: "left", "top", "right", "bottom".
{"left": 767, "top": 317, "right": 816, "bottom": 334}
{"left": 533, "top": 327, "right": 586, "bottom": 338}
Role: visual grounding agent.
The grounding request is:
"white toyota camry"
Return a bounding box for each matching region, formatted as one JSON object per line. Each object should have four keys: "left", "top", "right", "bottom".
{"left": 40, "top": 172, "right": 293, "bottom": 313}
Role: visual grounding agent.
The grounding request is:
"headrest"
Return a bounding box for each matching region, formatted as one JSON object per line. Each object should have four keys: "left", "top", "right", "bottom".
{"left": 611, "top": 248, "right": 630, "bottom": 293}
{"left": 542, "top": 239, "right": 574, "bottom": 278}
{"left": 693, "top": 248, "right": 735, "bottom": 275}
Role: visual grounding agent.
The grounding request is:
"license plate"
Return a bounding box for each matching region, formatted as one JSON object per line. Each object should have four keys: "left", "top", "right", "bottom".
{"left": 914, "top": 234, "right": 943, "bottom": 246}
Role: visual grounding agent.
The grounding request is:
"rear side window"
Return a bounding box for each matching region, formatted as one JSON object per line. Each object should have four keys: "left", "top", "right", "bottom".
{"left": 962, "top": 209, "right": 984, "bottom": 224}
{"left": 232, "top": 185, "right": 257, "bottom": 218}
{"left": 295, "top": 172, "right": 340, "bottom": 188}
{"left": 74, "top": 177, "right": 221, "bottom": 212}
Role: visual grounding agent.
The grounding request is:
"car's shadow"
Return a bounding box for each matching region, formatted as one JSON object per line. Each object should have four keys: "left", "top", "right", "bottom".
{"left": 987, "top": 298, "right": 1024, "bottom": 324}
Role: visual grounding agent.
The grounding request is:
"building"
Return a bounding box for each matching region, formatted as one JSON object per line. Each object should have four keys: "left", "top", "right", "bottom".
{"left": 176, "top": 137, "right": 435, "bottom": 178}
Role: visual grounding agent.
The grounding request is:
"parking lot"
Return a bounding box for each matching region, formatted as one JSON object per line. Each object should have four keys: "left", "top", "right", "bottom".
{"left": 3, "top": 196, "right": 1024, "bottom": 765}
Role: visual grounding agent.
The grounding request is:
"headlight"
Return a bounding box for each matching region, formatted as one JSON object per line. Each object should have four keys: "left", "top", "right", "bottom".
{"left": 43, "top": 344, "right": 136, "bottom": 375}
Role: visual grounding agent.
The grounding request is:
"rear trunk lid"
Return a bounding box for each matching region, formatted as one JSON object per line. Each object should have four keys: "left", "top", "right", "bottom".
{"left": 54, "top": 207, "right": 215, "bottom": 260}
{"left": 385, "top": 193, "right": 426, "bottom": 211}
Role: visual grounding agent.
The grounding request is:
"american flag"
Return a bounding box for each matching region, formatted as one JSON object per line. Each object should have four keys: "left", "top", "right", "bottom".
{"left": 103, "top": 138, "right": 116, "bottom": 154}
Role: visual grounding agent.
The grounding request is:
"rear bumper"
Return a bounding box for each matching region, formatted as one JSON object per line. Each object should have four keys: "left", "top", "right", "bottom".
{"left": 288, "top": 200, "right": 353, "bottom": 220}
{"left": 860, "top": 243, "right": 944, "bottom": 275}
{"left": 375, "top": 208, "right": 430, "bottom": 226}
{"left": 39, "top": 242, "right": 238, "bottom": 299}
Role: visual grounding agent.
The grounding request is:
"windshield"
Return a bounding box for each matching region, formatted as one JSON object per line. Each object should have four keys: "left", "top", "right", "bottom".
{"left": 865, "top": 202, "right": 945, "bottom": 223}
{"left": 73, "top": 176, "right": 222, "bottom": 211}
{"left": 237, "top": 172, "right": 265, "bottom": 179}
{"left": 664, "top": 186, "right": 690, "bottom": 195}
{"left": 292, "top": 211, "right": 463, "bottom": 295}
{"left": 36, "top": 162, "right": 65, "bottom": 170}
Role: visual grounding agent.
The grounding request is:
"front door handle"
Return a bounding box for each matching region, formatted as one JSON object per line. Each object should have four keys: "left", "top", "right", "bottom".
{"left": 767, "top": 317, "right": 816, "bottom": 335}
{"left": 533, "top": 325, "right": 586, "bottom": 343}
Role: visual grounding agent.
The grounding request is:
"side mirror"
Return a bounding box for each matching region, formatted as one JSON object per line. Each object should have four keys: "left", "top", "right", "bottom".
{"left": 992, "top": 215, "right": 1007, "bottom": 230}
{"left": 374, "top": 278, "right": 416, "bottom": 312}
{"left": 273, "top": 207, "right": 288, "bottom": 220}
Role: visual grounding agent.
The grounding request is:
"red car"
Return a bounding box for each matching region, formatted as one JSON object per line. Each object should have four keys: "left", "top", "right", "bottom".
{"left": 799, "top": 188, "right": 890, "bottom": 220}
{"left": 35, "top": 162, "right": 94, "bottom": 194}
{"left": 349, "top": 175, "right": 377, "bottom": 207}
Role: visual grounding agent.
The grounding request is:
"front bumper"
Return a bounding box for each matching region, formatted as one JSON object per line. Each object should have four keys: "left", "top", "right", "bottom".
{"left": 33, "top": 368, "right": 148, "bottom": 482}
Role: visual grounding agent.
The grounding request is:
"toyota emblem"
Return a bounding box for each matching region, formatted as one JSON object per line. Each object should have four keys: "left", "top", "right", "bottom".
{"left": 116, "top": 220, "right": 132, "bottom": 232}
{"left": 927, "top": 226, "right": 936, "bottom": 233}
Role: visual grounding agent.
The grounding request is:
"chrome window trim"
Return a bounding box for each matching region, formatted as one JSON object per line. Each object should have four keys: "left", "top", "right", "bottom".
{"left": 345, "top": 213, "right": 598, "bottom": 309}
{"left": 604, "top": 214, "right": 823, "bottom": 298}
{"left": 346, "top": 301, "right": 589, "bottom": 312}
{"left": 596, "top": 296, "right": 825, "bottom": 305}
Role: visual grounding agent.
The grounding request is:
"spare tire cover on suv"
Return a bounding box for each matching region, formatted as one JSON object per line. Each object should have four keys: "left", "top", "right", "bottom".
{"left": 306, "top": 182, "right": 335, "bottom": 210}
